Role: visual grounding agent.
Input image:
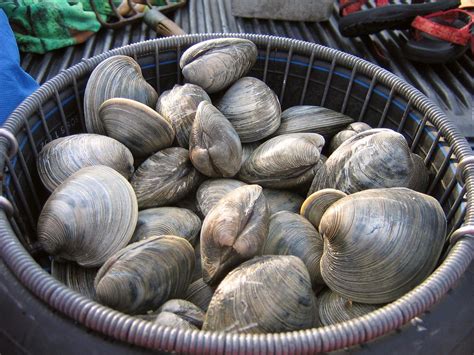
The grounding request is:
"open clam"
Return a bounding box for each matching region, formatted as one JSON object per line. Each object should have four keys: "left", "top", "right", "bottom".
{"left": 216, "top": 77, "right": 281, "bottom": 143}
{"left": 201, "top": 184, "right": 269, "bottom": 285}
{"left": 84, "top": 55, "right": 158, "bottom": 135}
{"left": 37, "top": 134, "right": 134, "bottom": 192}
{"left": 95, "top": 235, "right": 194, "bottom": 314}
{"left": 189, "top": 101, "right": 242, "bottom": 177}
{"left": 38, "top": 165, "right": 138, "bottom": 267}
{"left": 51, "top": 261, "right": 97, "bottom": 300}
{"left": 131, "top": 147, "right": 201, "bottom": 209}
{"left": 329, "top": 122, "right": 371, "bottom": 154}
{"left": 99, "top": 98, "right": 174, "bottom": 158}
{"left": 203, "top": 256, "right": 319, "bottom": 333}
{"left": 196, "top": 179, "right": 247, "bottom": 216}
{"left": 180, "top": 38, "right": 257, "bottom": 94}
{"left": 156, "top": 84, "right": 211, "bottom": 148}
{"left": 262, "top": 188, "right": 304, "bottom": 215}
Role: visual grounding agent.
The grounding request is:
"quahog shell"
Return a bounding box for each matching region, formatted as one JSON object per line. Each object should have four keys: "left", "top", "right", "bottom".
{"left": 37, "top": 134, "right": 134, "bottom": 192}
{"left": 301, "top": 189, "right": 347, "bottom": 229}
{"left": 189, "top": 101, "right": 242, "bottom": 177}
{"left": 241, "top": 142, "right": 260, "bottom": 165}
{"left": 84, "top": 55, "right": 158, "bottom": 135}
{"left": 239, "top": 133, "right": 325, "bottom": 189}
{"left": 99, "top": 98, "right": 175, "bottom": 158}
{"left": 180, "top": 38, "right": 257, "bottom": 94}
{"left": 192, "top": 242, "right": 203, "bottom": 282}
{"left": 263, "top": 211, "right": 324, "bottom": 287}
{"left": 158, "top": 299, "right": 205, "bottom": 328}
{"left": 156, "top": 84, "right": 211, "bottom": 148}
{"left": 201, "top": 184, "right": 269, "bottom": 285}
{"left": 38, "top": 165, "right": 138, "bottom": 267}
{"left": 329, "top": 122, "right": 371, "bottom": 154}
{"left": 131, "top": 147, "right": 201, "bottom": 209}
{"left": 320, "top": 188, "right": 446, "bottom": 304}
{"left": 130, "top": 207, "right": 201, "bottom": 246}
{"left": 184, "top": 278, "right": 215, "bottom": 312}
{"left": 309, "top": 129, "right": 429, "bottom": 195}
{"left": 203, "top": 255, "right": 319, "bottom": 333}
{"left": 273, "top": 106, "right": 353, "bottom": 138}
{"left": 155, "top": 312, "right": 198, "bottom": 330}
{"left": 95, "top": 235, "right": 194, "bottom": 314}
{"left": 318, "top": 289, "right": 380, "bottom": 326}
{"left": 216, "top": 77, "right": 281, "bottom": 143}
{"left": 196, "top": 178, "right": 247, "bottom": 216}
{"left": 262, "top": 188, "right": 304, "bottom": 215}
{"left": 51, "top": 261, "right": 97, "bottom": 299}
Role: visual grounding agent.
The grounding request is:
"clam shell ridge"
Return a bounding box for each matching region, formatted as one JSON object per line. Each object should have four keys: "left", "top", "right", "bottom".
{"left": 51, "top": 261, "right": 98, "bottom": 300}
{"left": 319, "top": 188, "right": 447, "bottom": 304}
{"left": 38, "top": 165, "right": 138, "bottom": 267}
{"left": 99, "top": 98, "right": 175, "bottom": 158}
{"left": 184, "top": 278, "right": 215, "bottom": 312}
{"left": 200, "top": 184, "right": 269, "bottom": 285}
{"left": 180, "top": 38, "right": 258, "bottom": 94}
{"left": 95, "top": 235, "right": 195, "bottom": 314}
{"left": 37, "top": 134, "right": 134, "bottom": 192}
{"left": 156, "top": 84, "right": 211, "bottom": 148}
{"left": 217, "top": 77, "right": 281, "bottom": 143}
{"left": 301, "top": 189, "right": 347, "bottom": 229}
{"left": 329, "top": 122, "right": 371, "bottom": 154}
{"left": 196, "top": 179, "right": 247, "bottom": 216}
{"left": 203, "top": 255, "right": 319, "bottom": 333}
{"left": 84, "top": 55, "right": 158, "bottom": 134}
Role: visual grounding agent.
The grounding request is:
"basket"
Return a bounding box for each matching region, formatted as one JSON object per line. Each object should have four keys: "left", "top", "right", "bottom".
{"left": 0, "top": 34, "right": 473, "bottom": 353}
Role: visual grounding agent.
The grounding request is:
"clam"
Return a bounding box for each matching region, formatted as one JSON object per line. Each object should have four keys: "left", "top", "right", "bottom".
{"left": 189, "top": 101, "right": 242, "bottom": 177}
{"left": 318, "top": 289, "right": 380, "bottom": 326}
{"left": 37, "top": 134, "right": 134, "bottom": 192}
{"left": 99, "top": 98, "right": 174, "bottom": 158}
{"left": 196, "top": 178, "right": 247, "bottom": 216}
{"left": 203, "top": 256, "right": 319, "bottom": 333}
{"left": 51, "top": 261, "right": 97, "bottom": 299}
{"left": 155, "top": 312, "right": 198, "bottom": 330}
{"left": 158, "top": 299, "right": 205, "bottom": 328}
{"left": 319, "top": 188, "right": 446, "bottom": 304}
{"left": 84, "top": 55, "right": 158, "bottom": 135}
{"left": 180, "top": 38, "right": 258, "bottom": 94}
{"left": 262, "top": 188, "right": 304, "bottom": 215}
{"left": 272, "top": 106, "right": 353, "bottom": 138}
{"left": 38, "top": 165, "right": 138, "bottom": 267}
{"left": 216, "top": 77, "right": 281, "bottom": 143}
{"left": 201, "top": 184, "right": 269, "bottom": 285}
{"left": 263, "top": 211, "right": 324, "bottom": 287}
{"left": 300, "top": 189, "right": 347, "bottom": 229}
{"left": 184, "top": 278, "right": 215, "bottom": 312}
{"left": 131, "top": 147, "right": 201, "bottom": 209}
{"left": 241, "top": 142, "right": 260, "bottom": 165}
{"left": 156, "top": 84, "right": 211, "bottom": 148}
{"left": 192, "top": 242, "right": 203, "bottom": 282}
{"left": 329, "top": 122, "right": 371, "bottom": 154}
{"left": 309, "top": 129, "right": 429, "bottom": 195}
{"left": 173, "top": 193, "right": 202, "bottom": 217}
{"left": 95, "top": 235, "right": 194, "bottom": 314}
{"left": 130, "top": 207, "right": 201, "bottom": 246}
{"left": 239, "top": 133, "right": 325, "bottom": 189}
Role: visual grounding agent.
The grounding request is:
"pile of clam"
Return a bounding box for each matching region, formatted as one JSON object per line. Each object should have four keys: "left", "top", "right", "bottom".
{"left": 37, "top": 38, "right": 447, "bottom": 333}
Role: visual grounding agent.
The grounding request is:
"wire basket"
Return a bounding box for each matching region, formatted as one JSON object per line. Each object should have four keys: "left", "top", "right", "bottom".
{"left": 0, "top": 34, "right": 473, "bottom": 353}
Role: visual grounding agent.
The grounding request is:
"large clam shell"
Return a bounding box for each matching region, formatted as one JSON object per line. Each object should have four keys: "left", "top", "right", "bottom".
{"left": 51, "top": 261, "right": 97, "bottom": 299}
{"left": 239, "top": 133, "right": 325, "bottom": 189}
{"left": 203, "top": 256, "right": 319, "bottom": 333}
{"left": 262, "top": 188, "right": 304, "bottom": 215}
{"left": 196, "top": 179, "right": 247, "bottom": 216}
{"left": 130, "top": 207, "right": 201, "bottom": 246}
{"left": 95, "top": 235, "right": 194, "bottom": 314}
{"left": 99, "top": 98, "right": 175, "bottom": 158}
{"left": 184, "top": 278, "right": 215, "bottom": 312}
{"left": 263, "top": 211, "right": 324, "bottom": 287}
{"left": 189, "top": 101, "right": 242, "bottom": 177}
{"left": 272, "top": 106, "right": 353, "bottom": 138}
{"left": 84, "top": 55, "right": 158, "bottom": 134}
{"left": 329, "top": 122, "right": 371, "bottom": 154}
{"left": 37, "top": 134, "right": 134, "bottom": 192}
{"left": 158, "top": 299, "right": 205, "bottom": 328}
{"left": 309, "top": 129, "right": 429, "bottom": 195}
{"left": 201, "top": 184, "right": 269, "bottom": 285}
{"left": 156, "top": 84, "right": 211, "bottom": 148}
{"left": 319, "top": 188, "right": 446, "bottom": 304}
{"left": 131, "top": 147, "right": 201, "bottom": 209}
{"left": 318, "top": 289, "right": 380, "bottom": 326}
{"left": 180, "top": 38, "right": 257, "bottom": 94}
{"left": 38, "top": 165, "right": 138, "bottom": 267}
{"left": 216, "top": 77, "right": 281, "bottom": 143}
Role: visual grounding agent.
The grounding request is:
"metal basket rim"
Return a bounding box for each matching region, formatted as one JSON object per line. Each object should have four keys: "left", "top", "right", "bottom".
{"left": 0, "top": 33, "right": 473, "bottom": 353}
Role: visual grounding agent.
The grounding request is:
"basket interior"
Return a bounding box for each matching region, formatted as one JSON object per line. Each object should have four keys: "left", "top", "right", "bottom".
{"left": 4, "top": 40, "right": 467, "bottom": 274}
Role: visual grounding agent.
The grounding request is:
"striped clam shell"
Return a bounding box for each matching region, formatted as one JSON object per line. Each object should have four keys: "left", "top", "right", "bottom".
{"left": 328, "top": 122, "right": 371, "bottom": 154}
{"left": 184, "top": 278, "right": 215, "bottom": 312}
{"left": 196, "top": 178, "right": 247, "bottom": 216}
{"left": 51, "top": 261, "right": 98, "bottom": 300}
{"left": 262, "top": 188, "right": 304, "bottom": 215}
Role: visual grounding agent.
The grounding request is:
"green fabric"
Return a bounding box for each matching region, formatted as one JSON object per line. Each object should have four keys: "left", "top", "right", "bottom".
{"left": 0, "top": 0, "right": 170, "bottom": 54}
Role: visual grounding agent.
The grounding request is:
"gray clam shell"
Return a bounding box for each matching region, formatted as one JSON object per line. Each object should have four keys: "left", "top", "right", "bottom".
{"left": 158, "top": 299, "right": 205, "bottom": 328}
{"left": 184, "top": 278, "right": 215, "bottom": 312}
{"left": 51, "top": 261, "right": 98, "bottom": 300}
{"left": 262, "top": 188, "right": 304, "bottom": 215}
{"left": 217, "top": 77, "right": 281, "bottom": 143}
{"left": 154, "top": 312, "right": 198, "bottom": 330}
{"left": 329, "top": 122, "right": 371, "bottom": 154}
{"left": 37, "top": 134, "right": 134, "bottom": 192}
{"left": 196, "top": 178, "right": 247, "bottom": 216}
{"left": 84, "top": 55, "right": 158, "bottom": 135}
{"left": 180, "top": 38, "right": 258, "bottom": 94}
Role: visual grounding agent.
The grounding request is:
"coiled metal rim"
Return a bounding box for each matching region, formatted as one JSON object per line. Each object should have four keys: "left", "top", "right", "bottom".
{"left": 0, "top": 34, "right": 473, "bottom": 353}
